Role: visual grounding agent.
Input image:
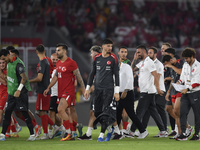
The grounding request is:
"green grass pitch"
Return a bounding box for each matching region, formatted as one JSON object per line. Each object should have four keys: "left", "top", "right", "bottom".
{"left": 0, "top": 126, "right": 200, "bottom": 150}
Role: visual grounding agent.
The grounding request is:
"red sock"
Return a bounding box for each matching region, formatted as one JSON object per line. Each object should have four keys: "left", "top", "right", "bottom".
{"left": 11, "top": 124, "right": 17, "bottom": 133}
{"left": 70, "top": 123, "right": 75, "bottom": 131}
{"left": 12, "top": 115, "right": 18, "bottom": 124}
{"left": 40, "top": 115, "right": 48, "bottom": 134}
{"left": 20, "top": 116, "right": 26, "bottom": 122}
{"left": 73, "top": 120, "right": 77, "bottom": 131}
{"left": 46, "top": 115, "right": 54, "bottom": 126}
{"left": 32, "top": 120, "right": 37, "bottom": 128}
{"left": 63, "top": 120, "right": 70, "bottom": 130}
{"left": 123, "top": 122, "right": 129, "bottom": 130}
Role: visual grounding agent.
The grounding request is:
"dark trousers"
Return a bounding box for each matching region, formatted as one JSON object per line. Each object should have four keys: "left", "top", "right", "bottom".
{"left": 180, "top": 91, "right": 200, "bottom": 135}
{"left": 131, "top": 93, "right": 165, "bottom": 132}
{"left": 117, "top": 91, "right": 145, "bottom": 133}
{"left": 142, "top": 94, "right": 167, "bottom": 131}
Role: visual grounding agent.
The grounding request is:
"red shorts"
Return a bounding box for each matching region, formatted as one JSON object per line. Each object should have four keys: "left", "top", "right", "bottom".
{"left": 58, "top": 93, "right": 75, "bottom": 108}
{"left": 171, "top": 93, "right": 182, "bottom": 103}
{"left": 35, "top": 94, "right": 50, "bottom": 111}
{"left": 0, "top": 92, "right": 8, "bottom": 110}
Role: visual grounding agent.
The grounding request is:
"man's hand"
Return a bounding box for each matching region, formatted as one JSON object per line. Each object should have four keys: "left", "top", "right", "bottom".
{"left": 82, "top": 88, "right": 86, "bottom": 99}
{"left": 181, "top": 89, "right": 188, "bottom": 94}
{"left": 157, "top": 87, "right": 164, "bottom": 96}
{"left": 114, "top": 93, "right": 120, "bottom": 101}
{"left": 165, "top": 92, "right": 170, "bottom": 101}
{"left": 43, "top": 88, "right": 50, "bottom": 97}
{"left": 84, "top": 90, "right": 90, "bottom": 100}
{"left": 165, "top": 64, "right": 173, "bottom": 68}
{"left": 134, "top": 52, "right": 138, "bottom": 60}
{"left": 14, "top": 90, "right": 21, "bottom": 97}
{"left": 121, "top": 92, "right": 127, "bottom": 99}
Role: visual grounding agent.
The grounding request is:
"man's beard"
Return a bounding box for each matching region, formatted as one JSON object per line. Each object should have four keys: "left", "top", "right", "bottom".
{"left": 106, "top": 52, "right": 111, "bottom": 54}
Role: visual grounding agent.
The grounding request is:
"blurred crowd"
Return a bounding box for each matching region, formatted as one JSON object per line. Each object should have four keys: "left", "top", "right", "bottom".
{"left": 1, "top": 0, "right": 200, "bottom": 53}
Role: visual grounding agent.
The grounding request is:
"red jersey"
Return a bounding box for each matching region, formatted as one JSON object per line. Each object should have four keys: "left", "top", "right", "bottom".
{"left": 56, "top": 57, "right": 78, "bottom": 98}
{"left": 36, "top": 57, "right": 54, "bottom": 77}
{"left": 0, "top": 69, "right": 7, "bottom": 93}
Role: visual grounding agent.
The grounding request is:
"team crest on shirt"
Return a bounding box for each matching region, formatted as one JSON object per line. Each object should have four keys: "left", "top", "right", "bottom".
{"left": 142, "top": 64, "right": 144, "bottom": 67}
{"left": 192, "top": 69, "right": 195, "bottom": 72}
{"left": 107, "top": 61, "right": 111, "bottom": 65}
{"left": 62, "top": 67, "right": 66, "bottom": 72}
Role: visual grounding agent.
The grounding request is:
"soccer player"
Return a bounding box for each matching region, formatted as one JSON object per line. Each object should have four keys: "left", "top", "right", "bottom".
{"left": 44, "top": 43, "right": 86, "bottom": 141}
{"left": 85, "top": 38, "right": 120, "bottom": 142}
{"left": 78, "top": 45, "right": 102, "bottom": 140}
{"left": 10, "top": 49, "right": 42, "bottom": 137}
{"left": 29, "top": 44, "right": 57, "bottom": 140}
{"left": 130, "top": 45, "right": 166, "bottom": 136}
{"left": 177, "top": 48, "right": 200, "bottom": 141}
{"left": 0, "top": 49, "right": 36, "bottom": 141}
{"left": 141, "top": 46, "right": 168, "bottom": 137}
{"left": 0, "top": 59, "right": 8, "bottom": 124}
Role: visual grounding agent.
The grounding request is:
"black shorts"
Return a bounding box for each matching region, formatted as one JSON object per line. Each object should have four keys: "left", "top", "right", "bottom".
{"left": 49, "top": 96, "right": 58, "bottom": 113}
{"left": 93, "top": 88, "right": 114, "bottom": 113}
{"left": 6, "top": 92, "right": 29, "bottom": 112}
{"left": 90, "top": 92, "right": 94, "bottom": 111}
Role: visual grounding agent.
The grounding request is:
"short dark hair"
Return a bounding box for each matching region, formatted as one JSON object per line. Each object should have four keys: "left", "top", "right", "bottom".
{"left": 90, "top": 45, "right": 102, "bottom": 53}
{"left": 6, "top": 46, "right": 15, "bottom": 51}
{"left": 102, "top": 38, "right": 113, "bottom": 45}
{"left": 148, "top": 46, "right": 158, "bottom": 54}
{"left": 165, "top": 48, "right": 176, "bottom": 56}
{"left": 36, "top": 44, "right": 45, "bottom": 53}
{"left": 10, "top": 49, "right": 19, "bottom": 57}
{"left": 162, "top": 43, "right": 172, "bottom": 48}
{"left": 0, "top": 49, "right": 10, "bottom": 57}
{"left": 162, "top": 55, "right": 172, "bottom": 63}
{"left": 136, "top": 44, "right": 147, "bottom": 53}
{"left": 119, "top": 46, "right": 128, "bottom": 51}
{"left": 181, "top": 47, "right": 196, "bottom": 58}
{"left": 56, "top": 43, "right": 68, "bottom": 52}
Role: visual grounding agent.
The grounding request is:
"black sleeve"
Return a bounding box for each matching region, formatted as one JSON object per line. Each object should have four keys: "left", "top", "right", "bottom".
{"left": 16, "top": 63, "right": 25, "bottom": 75}
{"left": 114, "top": 59, "right": 119, "bottom": 86}
{"left": 87, "top": 58, "right": 96, "bottom": 86}
{"left": 38, "top": 60, "right": 46, "bottom": 75}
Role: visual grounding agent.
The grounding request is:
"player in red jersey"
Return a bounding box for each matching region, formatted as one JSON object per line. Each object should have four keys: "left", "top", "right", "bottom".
{"left": 44, "top": 43, "right": 86, "bottom": 141}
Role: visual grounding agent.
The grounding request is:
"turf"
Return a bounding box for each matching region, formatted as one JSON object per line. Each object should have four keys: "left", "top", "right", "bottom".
{"left": 0, "top": 126, "right": 200, "bottom": 150}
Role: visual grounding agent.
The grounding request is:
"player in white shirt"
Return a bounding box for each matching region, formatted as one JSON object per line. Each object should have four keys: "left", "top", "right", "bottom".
{"left": 141, "top": 47, "right": 168, "bottom": 137}
{"left": 130, "top": 45, "right": 166, "bottom": 136}
{"left": 176, "top": 48, "right": 200, "bottom": 141}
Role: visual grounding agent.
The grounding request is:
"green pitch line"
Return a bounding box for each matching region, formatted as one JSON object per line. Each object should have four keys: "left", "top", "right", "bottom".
{"left": 0, "top": 126, "right": 200, "bottom": 150}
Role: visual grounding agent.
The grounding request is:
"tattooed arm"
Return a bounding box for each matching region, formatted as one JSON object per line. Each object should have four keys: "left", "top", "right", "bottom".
{"left": 131, "top": 52, "right": 139, "bottom": 72}
{"left": 73, "top": 68, "right": 86, "bottom": 96}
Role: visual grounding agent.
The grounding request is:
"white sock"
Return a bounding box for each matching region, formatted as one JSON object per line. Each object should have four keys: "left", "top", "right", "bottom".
{"left": 86, "top": 127, "right": 93, "bottom": 136}
{"left": 60, "top": 125, "right": 65, "bottom": 131}
{"left": 48, "top": 129, "right": 52, "bottom": 135}
{"left": 175, "top": 124, "right": 178, "bottom": 132}
{"left": 34, "top": 125, "right": 38, "bottom": 129}
{"left": 99, "top": 132, "right": 104, "bottom": 138}
{"left": 114, "top": 125, "right": 120, "bottom": 135}
{"left": 107, "top": 126, "right": 112, "bottom": 133}
{"left": 66, "top": 129, "right": 71, "bottom": 134}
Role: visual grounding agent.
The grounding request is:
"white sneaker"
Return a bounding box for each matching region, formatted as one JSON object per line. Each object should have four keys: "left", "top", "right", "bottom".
{"left": 0, "top": 133, "right": 5, "bottom": 141}
{"left": 124, "top": 131, "right": 135, "bottom": 138}
{"left": 186, "top": 126, "right": 193, "bottom": 138}
{"left": 135, "top": 131, "right": 140, "bottom": 137}
{"left": 16, "top": 126, "right": 22, "bottom": 133}
{"left": 39, "top": 134, "right": 49, "bottom": 140}
{"left": 137, "top": 130, "right": 148, "bottom": 139}
{"left": 159, "top": 131, "right": 168, "bottom": 138}
{"left": 169, "top": 133, "right": 179, "bottom": 139}
{"left": 27, "top": 135, "right": 36, "bottom": 141}
{"left": 49, "top": 125, "right": 60, "bottom": 139}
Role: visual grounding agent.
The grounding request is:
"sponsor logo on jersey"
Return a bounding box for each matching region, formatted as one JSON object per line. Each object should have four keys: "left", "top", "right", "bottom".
{"left": 107, "top": 61, "right": 111, "bottom": 65}
{"left": 62, "top": 67, "right": 66, "bottom": 72}
{"left": 97, "top": 61, "right": 100, "bottom": 63}
{"left": 7, "top": 76, "right": 14, "bottom": 83}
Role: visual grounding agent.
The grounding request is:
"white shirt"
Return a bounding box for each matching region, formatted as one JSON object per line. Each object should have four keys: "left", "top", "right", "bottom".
{"left": 50, "top": 69, "right": 58, "bottom": 96}
{"left": 154, "top": 58, "right": 166, "bottom": 93}
{"left": 119, "top": 63, "right": 134, "bottom": 92}
{"left": 136, "top": 56, "right": 156, "bottom": 93}
{"left": 179, "top": 59, "right": 200, "bottom": 93}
